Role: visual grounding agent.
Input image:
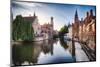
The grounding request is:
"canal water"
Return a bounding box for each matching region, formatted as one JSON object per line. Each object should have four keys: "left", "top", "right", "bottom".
{"left": 12, "top": 38, "right": 89, "bottom": 66}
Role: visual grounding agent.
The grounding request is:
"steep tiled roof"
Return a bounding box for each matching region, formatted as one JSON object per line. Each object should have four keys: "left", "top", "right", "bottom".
{"left": 23, "top": 16, "right": 36, "bottom": 23}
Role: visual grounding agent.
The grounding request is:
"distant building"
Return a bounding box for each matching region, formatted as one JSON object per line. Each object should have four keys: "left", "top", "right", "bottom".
{"left": 53, "top": 30, "right": 59, "bottom": 36}
{"left": 23, "top": 12, "right": 41, "bottom": 37}
{"left": 72, "top": 9, "right": 96, "bottom": 51}
{"left": 41, "top": 17, "right": 54, "bottom": 39}
{"left": 32, "top": 12, "right": 41, "bottom": 37}
{"left": 82, "top": 10, "right": 96, "bottom": 43}
{"left": 23, "top": 12, "right": 54, "bottom": 40}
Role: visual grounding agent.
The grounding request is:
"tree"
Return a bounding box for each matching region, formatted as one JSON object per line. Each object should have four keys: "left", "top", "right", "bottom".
{"left": 59, "top": 25, "right": 69, "bottom": 36}
{"left": 12, "top": 15, "right": 34, "bottom": 41}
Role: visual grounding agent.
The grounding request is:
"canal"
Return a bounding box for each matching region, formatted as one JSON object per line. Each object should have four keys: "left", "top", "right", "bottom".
{"left": 12, "top": 38, "right": 89, "bottom": 66}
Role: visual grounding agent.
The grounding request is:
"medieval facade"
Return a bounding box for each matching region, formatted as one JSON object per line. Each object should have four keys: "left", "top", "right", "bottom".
{"left": 72, "top": 9, "right": 96, "bottom": 51}
{"left": 23, "top": 12, "right": 54, "bottom": 40}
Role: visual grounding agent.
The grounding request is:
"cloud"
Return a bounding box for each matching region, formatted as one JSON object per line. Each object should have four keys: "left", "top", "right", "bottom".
{"left": 12, "top": 1, "right": 42, "bottom": 10}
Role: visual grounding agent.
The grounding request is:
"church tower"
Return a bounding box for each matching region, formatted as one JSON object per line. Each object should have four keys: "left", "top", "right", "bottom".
{"left": 33, "top": 12, "right": 38, "bottom": 24}
{"left": 73, "top": 9, "right": 79, "bottom": 39}
{"left": 50, "top": 16, "right": 54, "bottom": 38}
{"left": 51, "top": 17, "right": 54, "bottom": 30}
{"left": 32, "top": 12, "right": 40, "bottom": 36}
{"left": 75, "top": 9, "right": 79, "bottom": 23}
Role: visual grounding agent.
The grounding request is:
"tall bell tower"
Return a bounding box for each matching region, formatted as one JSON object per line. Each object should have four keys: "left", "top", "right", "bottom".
{"left": 50, "top": 16, "right": 54, "bottom": 38}
{"left": 51, "top": 16, "right": 54, "bottom": 30}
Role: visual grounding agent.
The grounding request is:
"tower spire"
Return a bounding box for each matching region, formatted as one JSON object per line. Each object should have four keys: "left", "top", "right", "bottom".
{"left": 75, "top": 9, "right": 78, "bottom": 19}
{"left": 74, "top": 9, "right": 79, "bottom": 22}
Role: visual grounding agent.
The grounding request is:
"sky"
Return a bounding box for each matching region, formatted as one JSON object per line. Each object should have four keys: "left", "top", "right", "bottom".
{"left": 11, "top": 1, "right": 96, "bottom": 31}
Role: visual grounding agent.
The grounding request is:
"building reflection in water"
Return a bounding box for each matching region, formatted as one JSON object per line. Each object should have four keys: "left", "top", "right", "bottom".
{"left": 12, "top": 38, "right": 78, "bottom": 66}
{"left": 59, "top": 38, "right": 76, "bottom": 61}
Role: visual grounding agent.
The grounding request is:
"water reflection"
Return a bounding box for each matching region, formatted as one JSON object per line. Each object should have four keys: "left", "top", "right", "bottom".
{"left": 12, "top": 38, "right": 89, "bottom": 66}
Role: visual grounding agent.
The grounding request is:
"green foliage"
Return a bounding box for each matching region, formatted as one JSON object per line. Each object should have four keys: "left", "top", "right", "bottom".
{"left": 12, "top": 44, "right": 34, "bottom": 65}
{"left": 12, "top": 15, "right": 34, "bottom": 41}
{"left": 59, "top": 25, "right": 69, "bottom": 36}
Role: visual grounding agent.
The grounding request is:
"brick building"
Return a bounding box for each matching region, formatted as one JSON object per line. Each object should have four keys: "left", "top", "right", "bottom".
{"left": 72, "top": 9, "right": 96, "bottom": 51}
